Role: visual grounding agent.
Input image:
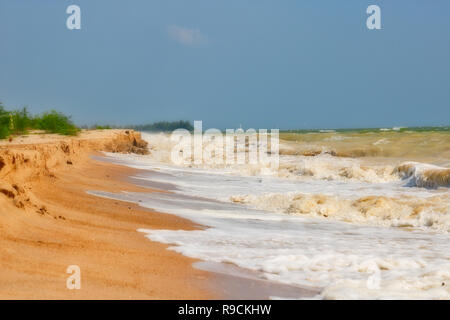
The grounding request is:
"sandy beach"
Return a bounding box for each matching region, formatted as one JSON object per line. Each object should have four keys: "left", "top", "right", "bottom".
{"left": 2, "top": 129, "right": 448, "bottom": 300}
{"left": 0, "top": 130, "right": 213, "bottom": 299}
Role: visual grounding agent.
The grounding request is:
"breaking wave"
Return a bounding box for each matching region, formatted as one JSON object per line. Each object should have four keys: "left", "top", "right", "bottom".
{"left": 395, "top": 162, "right": 450, "bottom": 188}
{"left": 278, "top": 154, "right": 398, "bottom": 183}
{"left": 230, "top": 192, "right": 450, "bottom": 231}
{"left": 279, "top": 157, "right": 450, "bottom": 187}
{"left": 141, "top": 133, "right": 450, "bottom": 187}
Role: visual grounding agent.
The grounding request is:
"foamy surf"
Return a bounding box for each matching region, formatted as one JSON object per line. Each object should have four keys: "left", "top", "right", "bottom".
{"left": 89, "top": 159, "right": 450, "bottom": 299}
{"left": 139, "top": 133, "right": 450, "bottom": 187}
{"left": 94, "top": 131, "right": 450, "bottom": 299}
{"left": 230, "top": 192, "right": 450, "bottom": 231}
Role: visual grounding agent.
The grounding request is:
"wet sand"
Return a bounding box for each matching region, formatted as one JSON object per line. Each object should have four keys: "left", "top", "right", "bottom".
{"left": 195, "top": 262, "right": 320, "bottom": 300}
{"left": 96, "top": 155, "right": 322, "bottom": 300}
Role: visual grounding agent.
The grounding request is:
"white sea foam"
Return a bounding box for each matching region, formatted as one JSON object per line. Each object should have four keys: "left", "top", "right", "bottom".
{"left": 230, "top": 192, "right": 450, "bottom": 231}
{"left": 92, "top": 132, "right": 450, "bottom": 299}
{"left": 139, "top": 133, "right": 450, "bottom": 187}
{"left": 89, "top": 164, "right": 450, "bottom": 299}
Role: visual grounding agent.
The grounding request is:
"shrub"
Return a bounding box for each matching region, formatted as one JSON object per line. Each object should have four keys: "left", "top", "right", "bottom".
{"left": 36, "top": 110, "right": 79, "bottom": 136}
{"left": 0, "top": 103, "right": 11, "bottom": 139}
{"left": 0, "top": 103, "right": 80, "bottom": 139}
{"left": 10, "top": 107, "right": 32, "bottom": 134}
{"left": 93, "top": 124, "right": 112, "bottom": 130}
{"left": 132, "top": 120, "right": 194, "bottom": 132}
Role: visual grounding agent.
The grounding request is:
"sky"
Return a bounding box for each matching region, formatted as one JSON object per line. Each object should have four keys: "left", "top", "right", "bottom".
{"left": 0, "top": 0, "right": 449, "bottom": 129}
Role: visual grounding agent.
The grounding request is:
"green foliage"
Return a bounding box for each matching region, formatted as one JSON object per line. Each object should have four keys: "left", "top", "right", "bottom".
{"left": 0, "top": 102, "right": 79, "bottom": 139}
{"left": 35, "top": 110, "right": 79, "bottom": 135}
{"left": 94, "top": 125, "right": 112, "bottom": 130}
{"left": 0, "top": 126, "right": 9, "bottom": 139}
{"left": 10, "top": 107, "right": 32, "bottom": 134}
{"left": 132, "top": 120, "right": 194, "bottom": 132}
{"left": 0, "top": 102, "right": 11, "bottom": 139}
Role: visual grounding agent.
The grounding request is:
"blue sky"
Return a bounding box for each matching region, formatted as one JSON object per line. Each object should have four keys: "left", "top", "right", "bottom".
{"left": 0, "top": 0, "right": 449, "bottom": 129}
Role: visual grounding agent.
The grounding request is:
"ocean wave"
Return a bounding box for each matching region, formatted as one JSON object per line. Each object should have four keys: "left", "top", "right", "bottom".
{"left": 230, "top": 192, "right": 450, "bottom": 231}
{"left": 279, "top": 157, "right": 450, "bottom": 187}
{"left": 140, "top": 133, "right": 450, "bottom": 187}
{"left": 278, "top": 154, "right": 398, "bottom": 183}
{"left": 395, "top": 162, "right": 450, "bottom": 188}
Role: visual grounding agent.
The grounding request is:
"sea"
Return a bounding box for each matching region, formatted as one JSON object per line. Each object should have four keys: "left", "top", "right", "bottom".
{"left": 90, "top": 129, "right": 450, "bottom": 299}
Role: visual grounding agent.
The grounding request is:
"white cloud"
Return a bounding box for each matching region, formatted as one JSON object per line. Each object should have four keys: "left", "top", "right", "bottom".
{"left": 167, "top": 25, "right": 206, "bottom": 46}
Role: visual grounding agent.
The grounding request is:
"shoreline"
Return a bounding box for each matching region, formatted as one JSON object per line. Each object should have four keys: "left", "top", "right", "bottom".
{"left": 95, "top": 155, "right": 322, "bottom": 300}
{"left": 0, "top": 130, "right": 214, "bottom": 299}
{"left": 0, "top": 130, "right": 322, "bottom": 299}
